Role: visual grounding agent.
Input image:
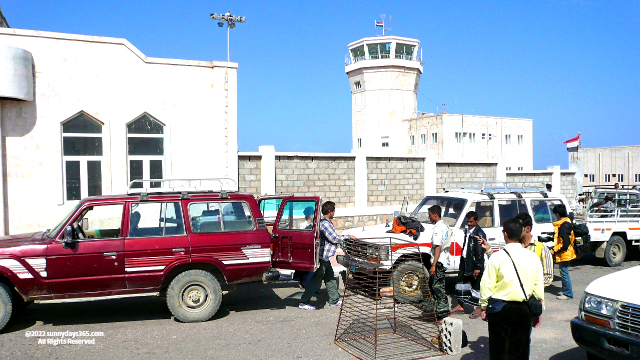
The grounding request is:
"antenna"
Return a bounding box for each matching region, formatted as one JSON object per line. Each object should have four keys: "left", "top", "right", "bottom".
{"left": 375, "top": 14, "right": 392, "bottom": 36}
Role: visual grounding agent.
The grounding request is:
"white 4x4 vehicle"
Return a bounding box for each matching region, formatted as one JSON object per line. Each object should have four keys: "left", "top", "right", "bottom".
{"left": 338, "top": 181, "right": 571, "bottom": 301}
{"left": 571, "top": 266, "right": 640, "bottom": 359}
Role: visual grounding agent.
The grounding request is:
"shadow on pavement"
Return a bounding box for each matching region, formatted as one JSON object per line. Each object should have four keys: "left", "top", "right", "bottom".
{"left": 460, "top": 335, "right": 489, "bottom": 359}
{"left": 549, "top": 346, "right": 587, "bottom": 360}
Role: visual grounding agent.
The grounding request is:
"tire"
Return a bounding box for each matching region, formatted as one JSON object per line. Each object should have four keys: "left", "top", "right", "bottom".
{"left": 166, "top": 270, "right": 222, "bottom": 323}
{"left": 392, "top": 260, "right": 429, "bottom": 303}
{"left": 0, "top": 283, "right": 14, "bottom": 332}
{"left": 604, "top": 236, "right": 626, "bottom": 267}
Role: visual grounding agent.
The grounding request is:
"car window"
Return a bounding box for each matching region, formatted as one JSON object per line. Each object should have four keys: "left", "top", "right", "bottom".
{"left": 189, "top": 201, "right": 254, "bottom": 233}
{"left": 259, "top": 198, "right": 283, "bottom": 224}
{"left": 130, "top": 202, "right": 185, "bottom": 237}
{"left": 77, "top": 204, "right": 123, "bottom": 239}
{"left": 467, "top": 201, "right": 495, "bottom": 228}
{"left": 410, "top": 196, "right": 468, "bottom": 227}
{"left": 275, "top": 200, "right": 317, "bottom": 231}
{"left": 498, "top": 200, "right": 528, "bottom": 224}
{"left": 530, "top": 199, "right": 563, "bottom": 224}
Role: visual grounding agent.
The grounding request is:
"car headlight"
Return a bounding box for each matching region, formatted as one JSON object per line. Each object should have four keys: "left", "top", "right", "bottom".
{"left": 582, "top": 293, "right": 620, "bottom": 317}
{"left": 365, "top": 245, "right": 390, "bottom": 262}
{"left": 379, "top": 245, "right": 390, "bottom": 262}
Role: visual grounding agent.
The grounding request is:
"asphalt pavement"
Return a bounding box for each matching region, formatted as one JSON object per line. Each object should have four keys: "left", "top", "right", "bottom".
{"left": 0, "top": 252, "right": 637, "bottom": 360}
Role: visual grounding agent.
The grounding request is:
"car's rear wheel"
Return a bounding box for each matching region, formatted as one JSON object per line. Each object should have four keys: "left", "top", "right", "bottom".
{"left": 0, "top": 283, "right": 14, "bottom": 332}
{"left": 604, "top": 236, "right": 626, "bottom": 267}
{"left": 166, "top": 270, "right": 222, "bottom": 323}
{"left": 392, "top": 261, "right": 429, "bottom": 303}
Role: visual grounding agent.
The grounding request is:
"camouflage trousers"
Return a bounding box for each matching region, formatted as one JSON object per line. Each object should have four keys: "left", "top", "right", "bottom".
{"left": 420, "top": 262, "right": 450, "bottom": 319}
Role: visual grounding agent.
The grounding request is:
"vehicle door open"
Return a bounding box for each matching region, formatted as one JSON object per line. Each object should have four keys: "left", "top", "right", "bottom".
{"left": 271, "top": 197, "right": 321, "bottom": 271}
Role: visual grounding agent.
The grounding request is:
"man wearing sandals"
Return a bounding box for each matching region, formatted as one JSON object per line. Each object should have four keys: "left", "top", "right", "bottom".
{"left": 451, "top": 211, "right": 486, "bottom": 319}
{"left": 480, "top": 218, "right": 545, "bottom": 360}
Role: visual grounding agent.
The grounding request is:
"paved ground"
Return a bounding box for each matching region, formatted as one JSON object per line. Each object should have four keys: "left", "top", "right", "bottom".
{"left": 0, "top": 253, "right": 637, "bottom": 360}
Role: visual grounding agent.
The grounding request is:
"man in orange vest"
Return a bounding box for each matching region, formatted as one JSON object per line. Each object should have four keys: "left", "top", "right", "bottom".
{"left": 550, "top": 204, "right": 576, "bottom": 300}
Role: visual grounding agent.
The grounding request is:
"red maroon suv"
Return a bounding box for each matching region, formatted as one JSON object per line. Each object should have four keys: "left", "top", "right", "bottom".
{"left": 0, "top": 182, "right": 320, "bottom": 331}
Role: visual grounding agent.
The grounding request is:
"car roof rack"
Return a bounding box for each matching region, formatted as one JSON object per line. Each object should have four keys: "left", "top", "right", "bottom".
{"left": 445, "top": 181, "right": 548, "bottom": 199}
{"left": 128, "top": 178, "right": 238, "bottom": 199}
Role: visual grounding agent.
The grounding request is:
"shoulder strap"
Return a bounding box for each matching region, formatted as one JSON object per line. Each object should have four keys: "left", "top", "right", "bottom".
{"left": 502, "top": 249, "right": 528, "bottom": 301}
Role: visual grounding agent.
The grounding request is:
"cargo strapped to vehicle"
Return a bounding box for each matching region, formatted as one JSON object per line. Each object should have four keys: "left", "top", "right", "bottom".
{"left": 445, "top": 181, "right": 548, "bottom": 199}
{"left": 127, "top": 178, "right": 238, "bottom": 198}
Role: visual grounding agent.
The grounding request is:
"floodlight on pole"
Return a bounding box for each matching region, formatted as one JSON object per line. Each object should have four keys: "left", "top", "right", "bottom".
{"left": 210, "top": 11, "right": 246, "bottom": 62}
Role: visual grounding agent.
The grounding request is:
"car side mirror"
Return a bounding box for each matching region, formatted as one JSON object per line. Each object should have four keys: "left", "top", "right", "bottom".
{"left": 62, "top": 226, "right": 76, "bottom": 249}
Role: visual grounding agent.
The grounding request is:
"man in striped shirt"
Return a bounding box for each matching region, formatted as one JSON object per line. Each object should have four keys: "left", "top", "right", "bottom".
{"left": 299, "top": 201, "right": 357, "bottom": 310}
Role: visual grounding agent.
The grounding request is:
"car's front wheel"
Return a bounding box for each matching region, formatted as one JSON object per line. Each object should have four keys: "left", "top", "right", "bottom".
{"left": 392, "top": 260, "right": 429, "bottom": 303}
{"left": 166, "top": 270, "right": 222, "bottom": 323}
{"left": 0, "top": 282, "right": 14, "bottom": 332}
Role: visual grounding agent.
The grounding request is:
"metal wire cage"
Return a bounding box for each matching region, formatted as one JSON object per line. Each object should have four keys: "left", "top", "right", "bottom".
{"left": 335, "top": 237, "right": 445, "bottom": 360}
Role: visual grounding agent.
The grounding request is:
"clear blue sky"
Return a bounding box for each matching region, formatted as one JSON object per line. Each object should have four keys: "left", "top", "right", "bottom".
{"left": 4, "top": 1, "right": 639, "bottom": 169}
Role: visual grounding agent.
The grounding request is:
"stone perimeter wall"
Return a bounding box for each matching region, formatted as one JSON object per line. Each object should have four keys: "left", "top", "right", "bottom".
{"left": 237, "top": 156, "right": 261, "bottom": 195}
{"left": 367, "top": 158, "right": 424, "bottom": 207}
{"left": 275, "top": 156, "right": 356, "bottom": 208}
{"left": 436, "top": 163, "right": 497, "bottom": 192}
{"left": 561, "top": 173, "right": 577, "bottom": 200}
{"left": 506, "top": 172, "right": 552, "bottom": 185}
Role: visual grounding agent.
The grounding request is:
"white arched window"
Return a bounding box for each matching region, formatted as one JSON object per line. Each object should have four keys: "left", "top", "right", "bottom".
{"left": 61, "top": 111, "right": 104, "bottom": 201}
{"left": 127, "top": 113, "right": 165, "bottom": 188}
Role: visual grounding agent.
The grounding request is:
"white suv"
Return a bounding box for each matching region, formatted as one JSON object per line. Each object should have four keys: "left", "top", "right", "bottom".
{"left": 338, "top": 181, "right": 571, "bottom": 301}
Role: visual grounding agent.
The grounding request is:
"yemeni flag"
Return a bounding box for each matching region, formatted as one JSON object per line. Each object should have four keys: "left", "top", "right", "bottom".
{"left": 564, "top": 134, "right": 581, "bottom": 152}
{"left": 375, "top": 21, "right": 384, "bottom": 27}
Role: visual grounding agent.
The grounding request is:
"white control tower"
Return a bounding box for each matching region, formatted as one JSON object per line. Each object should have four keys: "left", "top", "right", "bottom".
{"left": 345, "top": 36, "right": 423, "bottom": 153}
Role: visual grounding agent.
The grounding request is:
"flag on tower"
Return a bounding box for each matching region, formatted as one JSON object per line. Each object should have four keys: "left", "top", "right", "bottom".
{"left": 564, "top": 134, "right": 581, "bottom": 152}
{"left": 375, "top": 21, "right": 384, "bottom": 27}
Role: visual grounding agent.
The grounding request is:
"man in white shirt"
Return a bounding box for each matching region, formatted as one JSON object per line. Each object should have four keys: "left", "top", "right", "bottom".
{"left": 426, "top": 205, "right": 450, "bottom": 323}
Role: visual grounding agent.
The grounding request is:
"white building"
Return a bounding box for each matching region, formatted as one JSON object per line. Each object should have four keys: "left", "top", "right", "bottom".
{"left": 405, "top": 113, "right": 533, "bottom": 171}
{"left": 345, "top": 35, "right": 533, "bottom": 171}
{"left": 0, "top": 27, "right": 238, "bottom": 234}
{"left": 576, "top": 145, "right": 640, "bottom": 187}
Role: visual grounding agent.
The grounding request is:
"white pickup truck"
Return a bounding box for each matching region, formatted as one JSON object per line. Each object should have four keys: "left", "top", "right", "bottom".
{"left": 571, "top": 265, "right": 640, "bottom": 360}
{"left": 573, "top": 187, "right": 640, "bottom": 266}
{"left": 339, "top": 181, "right": 572, "bottom": 301}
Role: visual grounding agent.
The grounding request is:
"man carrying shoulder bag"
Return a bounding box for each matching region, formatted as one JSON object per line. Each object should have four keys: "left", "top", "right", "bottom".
{"left": 479, "top": 218, "right": 545, "bottom": 360}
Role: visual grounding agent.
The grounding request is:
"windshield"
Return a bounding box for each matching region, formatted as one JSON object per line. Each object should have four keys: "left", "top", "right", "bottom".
{"left": 45, "top": 203, "right": 82, "bottom": 238}
{"left": 410, "top": 196, "right": 468, "bottom": 227}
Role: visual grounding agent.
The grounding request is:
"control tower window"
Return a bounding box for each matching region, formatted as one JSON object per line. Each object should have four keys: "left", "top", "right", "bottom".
{"left": 382, "top": 142, "right": 389, "bottom": 148}
{"left": 367, "top": 43, "right": 391, "bottom": 59}
{"left": 351, "top": 45, "right": 365, "bottom": 62}
{"left": 396, "top": 43, "right": 415, "bottom": 60}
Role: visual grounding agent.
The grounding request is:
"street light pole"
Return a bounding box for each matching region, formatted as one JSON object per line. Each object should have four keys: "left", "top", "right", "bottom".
{"left": 210, "top": 11, "right": 246, "bottom": 62}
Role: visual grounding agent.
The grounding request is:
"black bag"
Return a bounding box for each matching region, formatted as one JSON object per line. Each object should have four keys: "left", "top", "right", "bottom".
{"left": 572, "top": 223, "right": 589, "bottom": 238}
{"left": 503, "top": 249, "right": 543, "bottom": 318}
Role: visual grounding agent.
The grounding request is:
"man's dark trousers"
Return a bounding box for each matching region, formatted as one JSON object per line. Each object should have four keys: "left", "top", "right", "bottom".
{"left": 488, "top": 301, "right": 532, "bottom": 360}
{"left": 429, "top": 262, "right": 449, "bottom": 318}
{"left": 300, "top": 259, "right": 339, "bottom": 305}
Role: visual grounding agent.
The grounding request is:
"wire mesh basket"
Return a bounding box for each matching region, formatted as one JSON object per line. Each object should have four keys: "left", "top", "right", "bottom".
{"left": 334, "top": 237, "right": 445, "bottom": 360}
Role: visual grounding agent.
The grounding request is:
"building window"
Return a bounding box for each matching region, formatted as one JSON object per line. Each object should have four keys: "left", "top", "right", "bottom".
{"left": 589, "top": 174, "right": 595, "bottom": 182}
{"left": 517, "top": 167, "right": 523, "bottom": 171}
{"left": 455, "top": 132, "right": 462, "bottom": 143}
{"left": 506, "top": 167, "right": 512, "bottom": 171}
{"left": 488, "top": 134, "right": 493, "bottom": 140}
{"left": 430, "top": 133, "right": 436, "bottom": 144}
{"left": 127, "top": 113, "right": 165, "bottom": 189}
{"left": 505, "top": 134, "right": 511, "bottom": 145}
{"left": 357, "top": 138, "right": 362, "bottom": 148}
{"left": 636, "top": 174, "right": 640, "bottom": 182}
{"left": 518, "top": 135, "right": 523, "bottom": 145}
{"left": 62, "top": 111, "right": 104, "bottom": 201}
{"left": 618, "top": 174, "right": 624, "bottom": 182}
{"left": 382, "top": 142, "right": 389, "bottom": 148}
{"left": 482, "top": 133, "right": 486, "bottom": 140}
{"left": 605, "top": 174, "right": 611, "bottom": 182}
{"left": 354, "top": 81, "right": 361, "bottom": 90}
{"left": 410, "top": 135, "right": 415, "bottom": 146}
{"left": 420, "top": 134, "right": 426, "bottom": 145}
{"left": 469, "top": 133, "right": 476, "bottom": 143}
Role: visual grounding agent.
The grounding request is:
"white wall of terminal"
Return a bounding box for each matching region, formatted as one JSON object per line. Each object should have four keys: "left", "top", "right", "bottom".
{"left": 0, "top": 28, "right": 238, "bottom": 235}
{"left": 576, "top": 145, "right": 640, "bottom": 187}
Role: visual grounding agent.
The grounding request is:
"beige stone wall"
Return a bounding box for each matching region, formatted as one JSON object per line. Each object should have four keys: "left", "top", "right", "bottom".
{"left": 506, "top": 173, "right": 552, "bottom": 185}
{"left": 435, "top": 163, "right": 497, "bottom": 192}
{"left": 238, "top": 156, "right": 261, "bottom": 196}
{"left": 367, "top": 158, "right": 424, "bottom": 206}
{"left": 561, "top": 173, "right": 577, "bottom": 200}
{"left": 333, "top": 213, "right": 396, "bottom": 230}
{"left": 275, "top": 156, "right": 356, "bottom": 208}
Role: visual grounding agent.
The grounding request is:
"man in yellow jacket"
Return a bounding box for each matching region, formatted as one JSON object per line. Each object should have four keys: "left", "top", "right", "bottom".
{"left": 550, "top": 204, "right": 576, "bottom": 300}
